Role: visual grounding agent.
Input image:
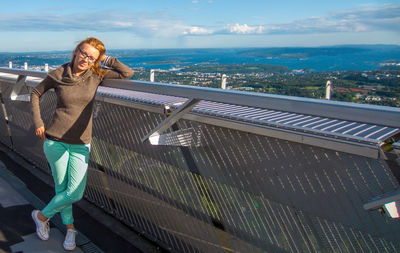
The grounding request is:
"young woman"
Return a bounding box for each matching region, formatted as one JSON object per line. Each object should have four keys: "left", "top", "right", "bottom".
{"left": 31, "top": 37, "right": 134, "bottom": 250}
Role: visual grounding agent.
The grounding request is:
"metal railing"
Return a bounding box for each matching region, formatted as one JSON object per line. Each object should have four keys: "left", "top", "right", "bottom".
{"left": 0, "top": 67, "right": 399, "bottom": 252}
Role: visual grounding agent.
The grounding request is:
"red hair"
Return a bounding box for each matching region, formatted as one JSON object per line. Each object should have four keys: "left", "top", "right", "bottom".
{"left": 71, "top": 37, "right": 108, "bottom": 77}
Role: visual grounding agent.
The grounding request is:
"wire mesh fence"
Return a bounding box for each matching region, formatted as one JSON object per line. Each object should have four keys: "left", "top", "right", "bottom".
{"left": 0, "top": 77, "right": 399, "bottom": 252}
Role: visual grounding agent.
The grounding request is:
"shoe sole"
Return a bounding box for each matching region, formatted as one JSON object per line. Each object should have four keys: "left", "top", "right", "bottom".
{"left": 63, "top": 243, "right": 76, "bottom": 251}
{"left": 31, "top": 210, "right": 49, "bottom": 241}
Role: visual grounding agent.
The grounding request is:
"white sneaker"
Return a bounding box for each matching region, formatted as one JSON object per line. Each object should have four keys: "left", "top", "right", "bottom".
{"left": 63, "top": 229, "right": 77, "bottom": 251}
{"left": 31, "top": 210, "right": 50, "bottom": 240}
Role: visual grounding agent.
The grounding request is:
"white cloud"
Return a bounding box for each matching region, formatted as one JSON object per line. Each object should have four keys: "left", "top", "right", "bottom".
{"left": 227, "top": 23, "right": 264, "bottom": 34}
{"left": 192, "top": 0, "right": 200, "bottom": 4}
{"left": 330, "top": 5, "right": 400, "bottom": 32}
{"left": 184, "top": 26, "right": 213, "bottom": 35}
{"left": 221, "top": 4, "right": 400, "bottom": 35}
{"left": 110, "top": 21, "right": 135, "bottom": 28}
{"left": 0, "top": 4, "right": 398, "bottom": 39}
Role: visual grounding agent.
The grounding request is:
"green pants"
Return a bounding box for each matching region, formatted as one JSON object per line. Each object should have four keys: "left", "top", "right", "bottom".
{"left": 42, "top": 138, "right": 90, "bottom": 225}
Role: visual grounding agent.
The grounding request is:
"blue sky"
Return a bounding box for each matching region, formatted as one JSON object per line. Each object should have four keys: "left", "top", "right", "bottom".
{"left": 1, "top": 0, "right": 399, "bottom": 51}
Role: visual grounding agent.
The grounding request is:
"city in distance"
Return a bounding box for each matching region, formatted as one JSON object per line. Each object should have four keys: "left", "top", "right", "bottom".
{"left": 1, "top": 45, "right": 399, "bottom": 107}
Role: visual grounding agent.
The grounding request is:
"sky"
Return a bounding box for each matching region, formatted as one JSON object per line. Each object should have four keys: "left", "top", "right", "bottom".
{"left": 0, "top": 0, "right": 399, "bottom": 52}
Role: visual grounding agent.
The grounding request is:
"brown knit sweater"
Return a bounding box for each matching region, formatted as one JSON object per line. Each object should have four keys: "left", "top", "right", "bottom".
{"left": 31, "top": 57, "right": 134, "bottom": 144}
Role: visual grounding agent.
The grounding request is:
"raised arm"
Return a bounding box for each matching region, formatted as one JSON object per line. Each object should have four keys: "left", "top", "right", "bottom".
{"left": 31, "top": 76, "right": 55, "bottom": 141}
{"left": 101, "top": 55, "right": 134, "bottom": 80}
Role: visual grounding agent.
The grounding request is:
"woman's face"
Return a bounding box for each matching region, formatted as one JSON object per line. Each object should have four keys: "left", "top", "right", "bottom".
{"left": 73, "top": 43, "right": 100, "bottom": 74}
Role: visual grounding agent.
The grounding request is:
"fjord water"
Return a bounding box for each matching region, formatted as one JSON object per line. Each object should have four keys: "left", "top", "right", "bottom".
{"left": 1, "top": 45, "right": 399, "bottom": 71}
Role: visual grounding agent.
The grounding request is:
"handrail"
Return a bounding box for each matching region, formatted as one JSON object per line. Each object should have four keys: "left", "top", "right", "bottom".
{"left": 0, "top": 67, "right": 46, "bottom": 78}
{"left": 1, "top": 67, "right": 399, "bottom": 128}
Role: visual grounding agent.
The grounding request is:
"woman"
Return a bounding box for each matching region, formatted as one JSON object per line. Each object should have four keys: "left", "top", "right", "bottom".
{"left": 31, "top": 37, "right": 134, "bottom": 250}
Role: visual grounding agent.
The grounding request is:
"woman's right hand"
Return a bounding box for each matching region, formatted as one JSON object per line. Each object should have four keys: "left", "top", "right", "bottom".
{"left": 35, "top": 126, "right": 46, "bottom": 142}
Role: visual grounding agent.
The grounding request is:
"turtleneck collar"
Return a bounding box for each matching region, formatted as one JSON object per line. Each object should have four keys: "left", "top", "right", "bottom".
{"left": 47, "top": 63, "right": 93, "bottom": 85}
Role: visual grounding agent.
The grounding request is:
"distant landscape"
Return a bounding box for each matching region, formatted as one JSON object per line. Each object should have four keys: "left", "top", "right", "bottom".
{"left": 1, "top": 45, "right": 399, "bottom": 107}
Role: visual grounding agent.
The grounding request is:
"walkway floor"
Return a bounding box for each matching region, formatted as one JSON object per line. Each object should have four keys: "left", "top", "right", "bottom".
{"left": 0, "top": 146, "right": 163, "bottom": 253}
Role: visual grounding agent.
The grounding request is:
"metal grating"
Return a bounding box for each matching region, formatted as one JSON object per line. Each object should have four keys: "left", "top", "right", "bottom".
{"left": 194, "top": 101, "right": 400, "bottom": 143}
{"left": 0, "top": 77, "right": 399, "bottom": 252}
{"left": 97, "top": 86, "right": 400, "bottom": 144}
{"left": 0, "top": 83, "right": 12, "bottom": 147}
{"left": 0, "top": 82, "right": 51, "bottom": 172}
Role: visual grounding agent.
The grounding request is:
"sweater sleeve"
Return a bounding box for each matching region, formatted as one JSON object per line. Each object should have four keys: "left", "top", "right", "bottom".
{"left": 31, "top": 76, "right": 55, "bottom": 129}
{"left": 102, "top": 57, "right": 134, "bottom": 80}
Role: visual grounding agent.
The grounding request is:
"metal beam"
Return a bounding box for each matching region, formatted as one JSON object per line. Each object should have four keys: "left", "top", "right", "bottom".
{"left": 0, "top": 67, "right": 46, "bottom": 78}
{"left": 142, "top": 98, "right": 201, "bottom": 143}
{"left": 102, "top": 79, "right": 400, "bottom": 128}
{"left": 10, "top": 75, "right": 30, "bottom": 101}
{"left": 363, "top": 188, "right": 400, "bottom": 210}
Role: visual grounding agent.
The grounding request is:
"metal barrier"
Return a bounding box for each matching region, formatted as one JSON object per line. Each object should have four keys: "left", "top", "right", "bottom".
{"left": 0, "top": 67, "right": 400, "bottom": 252}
